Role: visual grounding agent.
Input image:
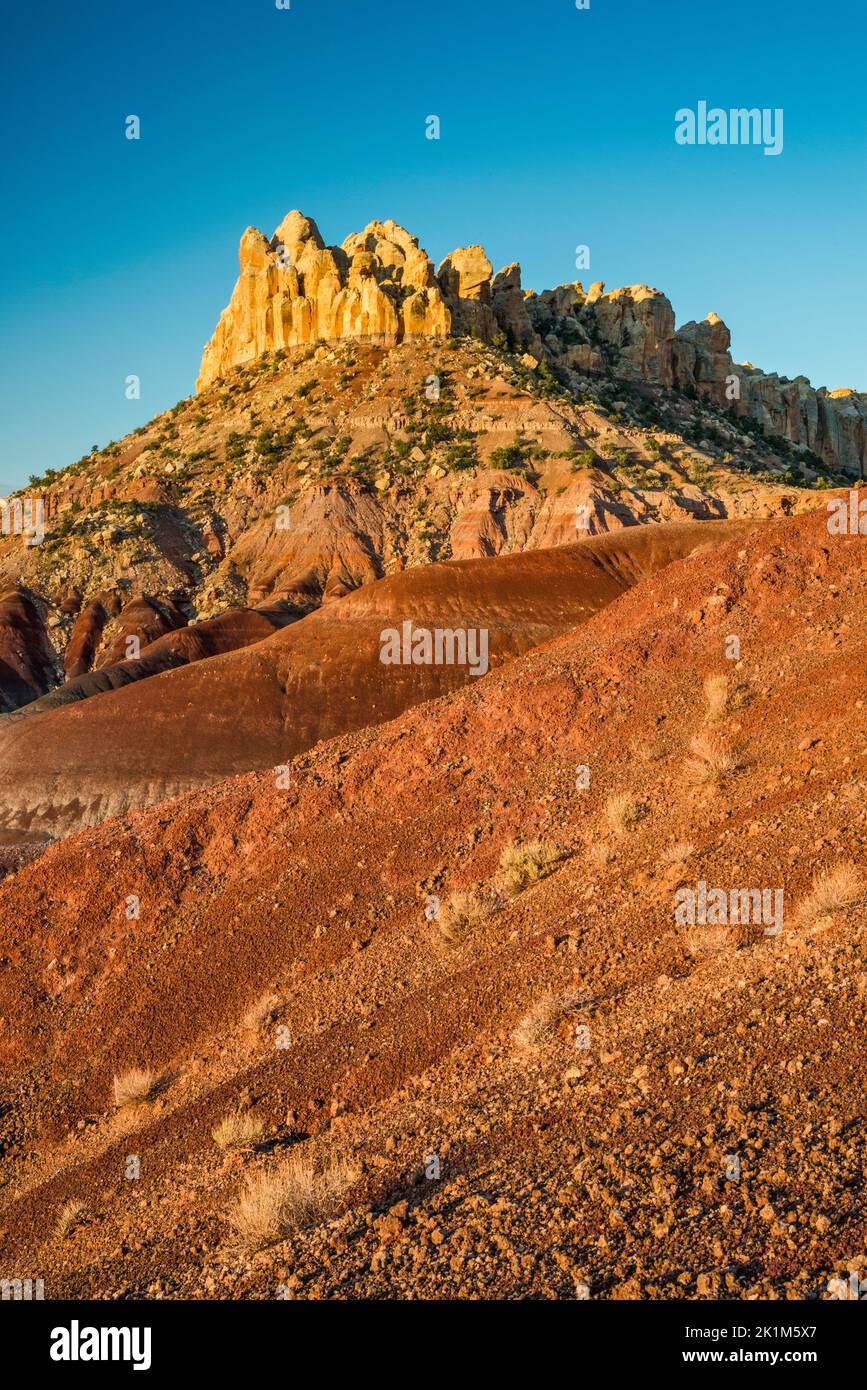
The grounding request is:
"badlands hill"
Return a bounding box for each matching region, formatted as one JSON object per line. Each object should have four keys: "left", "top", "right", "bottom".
{"left": 0, "top": 508, "right": 865, "bottom": 1300}
{"left": 1, "top": 211, "right": 861, "bottom": 720}
{"left": 0, "top": 519, "right": 759, "bottom": 842}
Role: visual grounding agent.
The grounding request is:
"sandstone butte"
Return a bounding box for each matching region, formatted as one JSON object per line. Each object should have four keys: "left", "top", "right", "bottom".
{"left": 197, "top": 210, "right": 867, "bottom": 479}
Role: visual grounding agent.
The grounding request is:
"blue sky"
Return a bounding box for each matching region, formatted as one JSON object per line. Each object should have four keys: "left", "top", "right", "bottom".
{"left": 1, "top": 0, "right": 865, "bottom": 491}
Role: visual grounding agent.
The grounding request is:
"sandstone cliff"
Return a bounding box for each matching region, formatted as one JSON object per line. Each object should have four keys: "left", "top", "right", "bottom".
{"left": 197, "top": 214, "right": 452, "bottom": 387}
{"left": 197, "top": 210, "right": 867, "bottom": 477}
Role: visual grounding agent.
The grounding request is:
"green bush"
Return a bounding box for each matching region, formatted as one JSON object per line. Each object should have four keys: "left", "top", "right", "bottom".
{"left": 488, "top": 443, "right": 527, "bottom": 469}
{"left": 444, "top": 441, "right": 477, "bottom": 470}
{"left": 225, "top": 431, "right": 248, "bottom": 460}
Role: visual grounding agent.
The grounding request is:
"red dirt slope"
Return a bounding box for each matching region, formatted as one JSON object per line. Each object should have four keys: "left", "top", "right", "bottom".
{"left": 0, "top": 507, "right": 864, "bottom": 1300}
{"left": 0, "top": 519, "right": 759, "bottom": 839}
{"left": 19, "top": 604, "right": 296, "bottom": 716}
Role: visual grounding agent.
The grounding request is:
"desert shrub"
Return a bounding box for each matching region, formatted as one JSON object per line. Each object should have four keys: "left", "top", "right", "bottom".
{"left": 498, "top": 840, "right": 559, "bottom": 895}
{"left": 55, "top": 1200, "right": 88, "bottom": 1240}
{"left": 686, "top": 732, "right": 741, "bottom": 785}
{"left": 488, "top": 444, "right": 526, "bottom": 469}
{"left": 600, "top": 443, "right": 632, "bottom": 467}
{"left": 224, "top": 431, "right": 249, "bottom": 460}
{"left": 443, "top": 441, "right": 477, "bottom": 470}
{"left": 661, "top": 841, "right": 695, "bottom": 866}
{"left": 703, "top": 673, "right": 728, "bottom": 722}
{"left": 229, "top": 1154, "right": 357, "bottom": 1249}
{"left": 424, "top": 420, "right": 451, "bottom": 445}
{"left": 588, "top": 842, "right": 614, "bottom": 869}
{"left": 212, "top": 1112, "right": 264, "bottom": 1151}
{"left": 687, "top": 460, "right": 711, "bottom": 486}
{"left": 28, "top": 467, "right": 60, "bottom": 488}
{"left": 512, "top": 988, "right": 582, "bottom": 1052}
{"left": 604, "top": 792, "right": 642, "bottom": 833}
{"left": 430, "top": 891, "right": 490, "bottom": 948}
{"left": 796, "top": 864, "right": 866, "bottom": 929}
{"left": 113, "top": 1068, "right": 160, "bottom": 1108}
{"left": 535, "top": 358, "right": 562, "bottom": 395}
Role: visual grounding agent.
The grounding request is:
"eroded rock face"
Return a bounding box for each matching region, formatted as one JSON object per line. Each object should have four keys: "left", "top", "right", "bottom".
{"left": 197, "top": 210, "right": 866, "bottom": 475}
{"left": 94, "top": 595, "right": 188, "bottom": 669}
{"left": 438, "top": 245, "right": 496, "bottom": 340}
{"left": 197, "top": 216, "right": 452, "bottom": 387}
{"left": 64, "top": 590, "right": 122, "bottom": 678}
{"left": 672, "top": 316, "right": 867, "bottom": 476}
{"left": 673, "top": 313, "right": 733, "bottom": 397}
{"left": 581, "top": 284, "right": 676, "bottom": 384}
{"left": 491, "top": 264, "right": 544, "bottom": 359}
{"left": 0, "top": 589, "right": 60, "bottom": 712}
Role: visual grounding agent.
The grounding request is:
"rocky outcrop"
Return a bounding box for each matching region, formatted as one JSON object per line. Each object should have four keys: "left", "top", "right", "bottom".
{"left": 670, "top": 315, "right": 867, "bottom": 477}
{"left": 491, "top": 264, "right": 544, "bottom": 359}
{"left": 579, "top": 283, "right": 676, "bottom": 384}
{"left": 673, "top": 312, "right": 733, "bottom": 396}
{"left": 198, "top": 209, "right": 866, "bottom": 476}
{"left": 197, "top": 215, "right": 452, "bottom": 387}
{"left": 438, "top": 245, "right": 496, "bottom": 340}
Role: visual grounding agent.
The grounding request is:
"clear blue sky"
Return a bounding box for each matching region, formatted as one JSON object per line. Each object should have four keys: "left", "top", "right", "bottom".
{"left": 1, "top": 0, "right": 865, "bottom": 491}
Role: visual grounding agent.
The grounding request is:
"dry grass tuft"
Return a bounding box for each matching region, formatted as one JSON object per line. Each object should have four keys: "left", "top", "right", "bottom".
{"left": 512, "top": 987, "right": 582, "bottom": 1052}
{"left": 686, "top": 732, "right": 741, "bottom": 785}
{"left": 229, "top": 1153, "right": 357, "bottom": 1250}
{"left": 796, "top": 863, "right": 866, "bottom": 929}
{"left": 212, "top": 1111, "right": 265, "bottom": 1151}
{"left": 112, "top": 1068, "right": 159, "bottom": 1109}
{"left": 604, "top": 792, "right": 642, "bottom": 833}
{"left": 431, "top": 890, "right": 490, "bottom": 948}
{"left": 241, "top": 992, "right": 279, "bottom": 1034}
{"left": 662, "top": 840, "right": 695, "bottom": 866}
{"left": 498, "top": 841, "right": 559, "bottom": 896}
{"left": 55, "top": 1200, "right": 88, "bottom": 1241}
{"left": 703, "top": 673, "right": 729, "bottom": 721}
{"left": 588, "top": 841, "right": 615, "bottom": 869}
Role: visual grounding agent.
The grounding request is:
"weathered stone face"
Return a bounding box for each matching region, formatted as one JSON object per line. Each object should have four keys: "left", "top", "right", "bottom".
{"left": 197, "top": 214, "right": 454, "bottom": 388}
{"left": 669, "top": 316, "right": 867, "bottom": 477}
{"left": 196, "top": 210, "right": 867, "bottom": 477}
{"left": 582, "top": 285, "right": 677, "bottom": 384}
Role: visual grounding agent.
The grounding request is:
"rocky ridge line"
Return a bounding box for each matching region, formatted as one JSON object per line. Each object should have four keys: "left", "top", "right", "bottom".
{"left": 198, "top": 210, "right": 867, "bottom": 478}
